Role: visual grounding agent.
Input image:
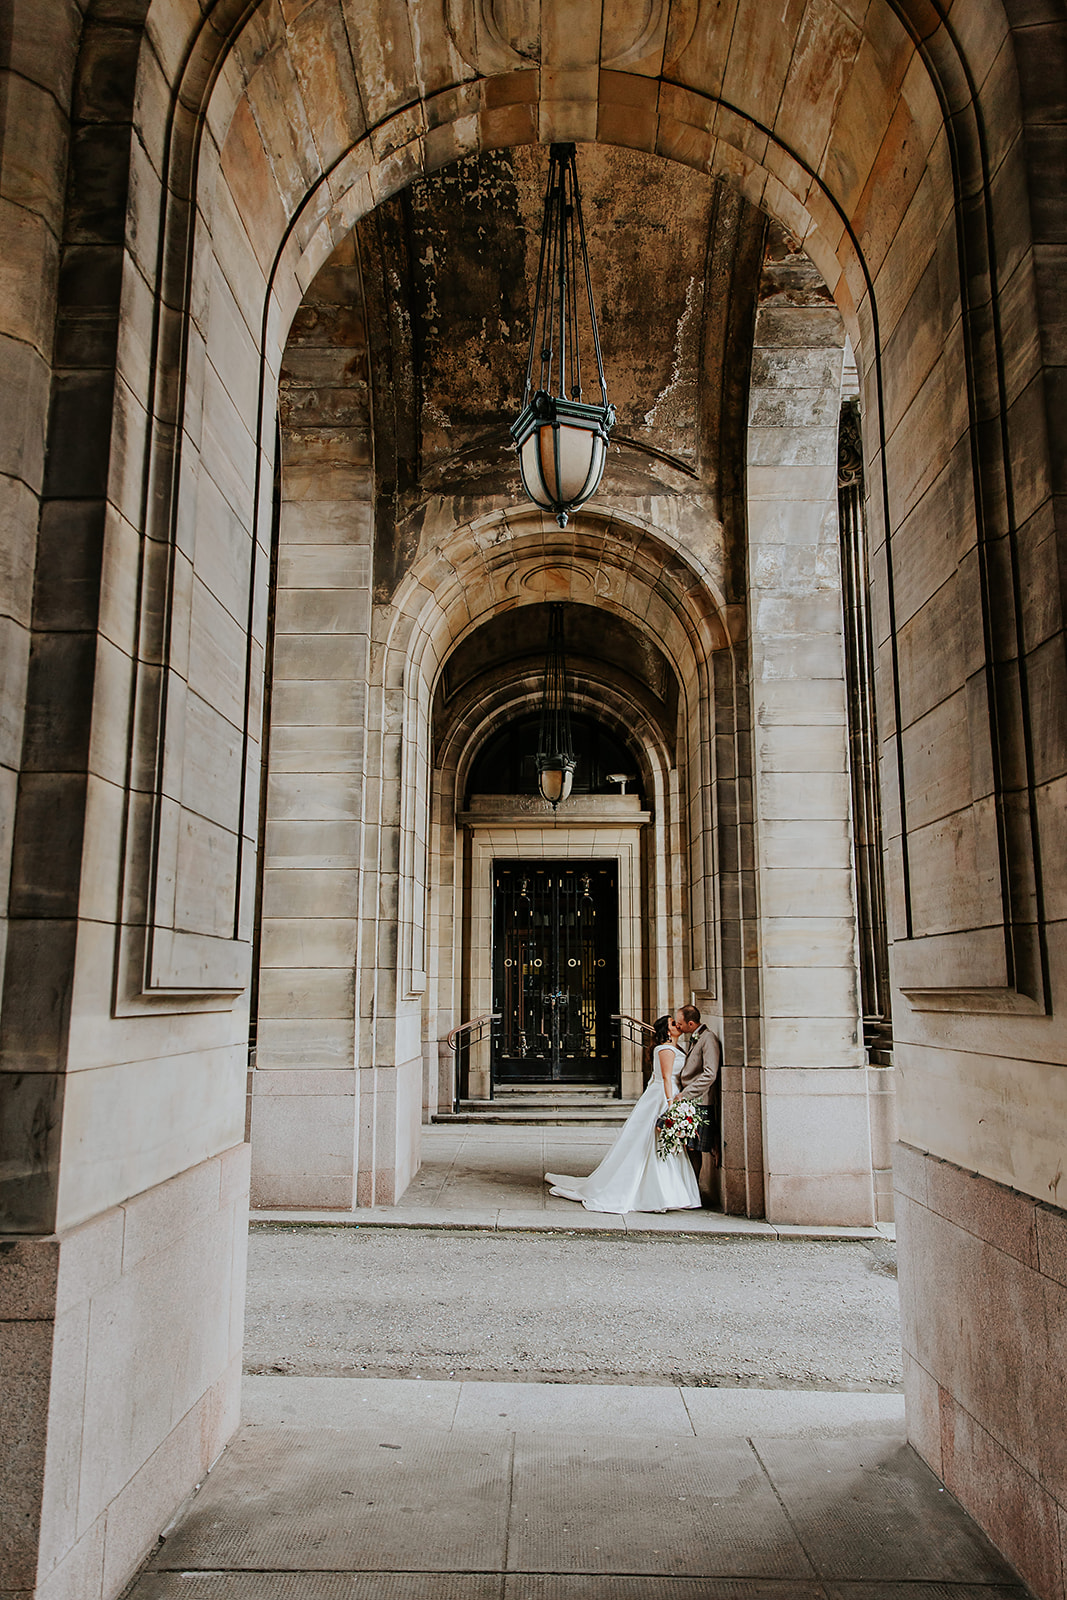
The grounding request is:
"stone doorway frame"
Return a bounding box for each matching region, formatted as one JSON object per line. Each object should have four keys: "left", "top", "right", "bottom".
{"left": 458, "top": 798, "right": 652, "bottom": 1102}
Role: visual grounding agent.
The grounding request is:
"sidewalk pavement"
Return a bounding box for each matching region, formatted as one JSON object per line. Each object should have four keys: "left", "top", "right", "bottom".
{"left": 250, "top": 1125, "right": 895, "bottom": 1240}
{"left": 125, "top": 1375, "right": 1030, "bottom": 1600}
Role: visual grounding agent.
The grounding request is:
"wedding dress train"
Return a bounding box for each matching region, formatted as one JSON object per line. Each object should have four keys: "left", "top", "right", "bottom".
{"left": 545, "top": 1045, "right": 701, "bottom": 1213}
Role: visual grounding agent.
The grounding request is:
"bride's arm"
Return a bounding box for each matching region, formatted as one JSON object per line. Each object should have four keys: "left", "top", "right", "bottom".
{"left": 655, "top": 1045, "right": 675, "bottom": 1103}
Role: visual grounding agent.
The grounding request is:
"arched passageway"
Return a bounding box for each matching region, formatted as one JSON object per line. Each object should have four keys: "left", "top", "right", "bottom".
{"left": 0, "top": 3, "right": 1064, "bottom": 1597}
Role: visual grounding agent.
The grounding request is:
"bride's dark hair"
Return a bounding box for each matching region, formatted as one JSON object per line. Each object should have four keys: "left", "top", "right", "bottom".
{"left": 652, "top": 1014, "right": 672, "bottom": 1045}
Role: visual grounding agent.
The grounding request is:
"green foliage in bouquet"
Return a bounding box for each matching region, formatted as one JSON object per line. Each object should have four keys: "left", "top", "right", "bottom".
{"left": 654, "top": 1099, "right": 708, "bottom": 1159}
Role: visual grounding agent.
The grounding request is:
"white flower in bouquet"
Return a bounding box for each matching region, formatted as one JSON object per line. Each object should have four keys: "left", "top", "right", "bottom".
{"left": 655, "top": 1099, "right": 707, "bottom": 1159}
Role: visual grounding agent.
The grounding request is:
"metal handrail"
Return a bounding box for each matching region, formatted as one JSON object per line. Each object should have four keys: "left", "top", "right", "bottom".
{"left": 612, "top": 1012, "right": 656, "bottom": 1039}
{"left": 447, "top": 1013, "right": 501, "bottom": 1050}
{"left": 447, "top": 1013, "right": 501, "bottom": 1110}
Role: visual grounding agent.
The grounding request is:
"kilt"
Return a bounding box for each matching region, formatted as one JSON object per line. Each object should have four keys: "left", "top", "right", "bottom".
{"left": 685, "top": 1115, "right": 717, "bottom": 1154}
{"left": 684, "top": 1097, "right": 720, "bottom": 1154}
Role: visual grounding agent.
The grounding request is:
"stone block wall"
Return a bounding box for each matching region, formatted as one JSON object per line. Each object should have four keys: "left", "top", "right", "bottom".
{"left": 0, "top": 1144, "right": 248, "bottom": 1600}
{"left": 896, "top": 1143, "right": 1067, "bottom": 1600}
{"left": 252, "top": 238, "right": 373, "bottom": 1209}
{"left": 0, "top": 2, "right": 1062, "bottom": 1596}
{"left": 0, "top": 0, "right": 79, "bottom": 1053}
{"left": 746, "top": 233, "right": 875, "bottom": 1226}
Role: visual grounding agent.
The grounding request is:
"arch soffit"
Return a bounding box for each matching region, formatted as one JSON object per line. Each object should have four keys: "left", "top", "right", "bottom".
{"left": 382, "top": 510, "right": 731, "bottom": 706}
{"left": 126, "top": 0, "right": 1039, "bottom": 679}
{"left": 226, "top": 7, "right": 1026, "bottom": 395}
{"left": 125, "top": 0, "right": 1007, "bottom": 422}
{"left": 439, "top": 677, "right": 673, "bottom": 810}
{"left": 437, "top": 656, "right": 677, "bottom": 766}
{"left": 117, "top": 0, "right": 1037, "bottom": 648}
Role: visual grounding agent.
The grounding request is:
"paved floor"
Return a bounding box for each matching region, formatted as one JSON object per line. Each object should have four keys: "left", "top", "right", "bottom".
{"left": 127, "top": 1376, "right": 1032, "bottom": 1600}
{"left": 123, "top": 1131, "right": 1032, "bottom": 1600}
{"left": 132, "top": 1130, "right": 1029, "bottom": 1599}
{"left": 251, "top": 1126, "right": 893, "bottom": 1240}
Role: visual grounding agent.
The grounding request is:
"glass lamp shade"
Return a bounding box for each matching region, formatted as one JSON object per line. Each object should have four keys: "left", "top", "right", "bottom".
{"left": 537, "top": 756, "right": 576, "bottom": 807}
{"left": 511, "top": 394, "right": 614, "bottom": 527}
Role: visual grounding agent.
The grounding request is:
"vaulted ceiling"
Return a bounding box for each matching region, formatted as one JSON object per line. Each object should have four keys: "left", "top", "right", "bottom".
{"left": 354, "top": 143, "right": 770, "bottom": 510}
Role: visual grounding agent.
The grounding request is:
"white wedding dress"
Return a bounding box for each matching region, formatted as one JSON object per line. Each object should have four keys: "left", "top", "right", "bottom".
{"left": 545, "top": 1044, "right": 701, "bottom": 1213}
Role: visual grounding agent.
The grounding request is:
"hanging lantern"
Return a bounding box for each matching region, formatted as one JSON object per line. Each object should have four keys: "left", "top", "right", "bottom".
{"left": 511, "top": 143, "right": 615, "bottom": 528}
{"left": 537, "top": 603, "right": 576, "bottom": 807}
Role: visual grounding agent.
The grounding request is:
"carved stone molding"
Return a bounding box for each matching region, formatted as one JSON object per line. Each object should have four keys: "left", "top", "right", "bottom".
{"left": 443, "top": 0, "right": 698, "bottom": 74}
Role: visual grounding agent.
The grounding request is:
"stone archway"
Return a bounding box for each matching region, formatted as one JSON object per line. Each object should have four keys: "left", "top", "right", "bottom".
{"left": 430, "top": 608, "right": 689, "bottom": 1113}
{"left": 2, "top": 3, "right": 1064, "bottom": 1597}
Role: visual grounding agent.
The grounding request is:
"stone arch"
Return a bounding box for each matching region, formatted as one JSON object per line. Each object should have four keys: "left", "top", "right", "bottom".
{"left": 429, "top": 662, "right": 682, "bottom": 1110}
{"left": 39, "top": 0, "right": 1044, "bottom": 1065}
{"left": 315, "top": 506, "right": 760, "bottom": 1202}
{"left": 4, "top": 4, "right": 1065, "bottom": 1596}
{"left": 17, "top": 0, "right": 1044, "bottom": 1084}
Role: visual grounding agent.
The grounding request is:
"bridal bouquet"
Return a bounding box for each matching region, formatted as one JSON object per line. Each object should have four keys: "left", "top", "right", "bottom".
{"left": 655, "top": 1099, "right": 707, "bottom": 1159}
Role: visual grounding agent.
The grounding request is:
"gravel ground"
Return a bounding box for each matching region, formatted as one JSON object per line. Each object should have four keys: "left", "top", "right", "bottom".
{"left": 244, "top": 1227, "right": 902, "bottom": 1389}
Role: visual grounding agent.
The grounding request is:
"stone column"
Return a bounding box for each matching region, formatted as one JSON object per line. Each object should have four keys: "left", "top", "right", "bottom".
{"left": 251, "top": 239, "right": 372, "bottom": 1208}
{"left": 746, "top": 231, "right": 874, "bottom": 1226}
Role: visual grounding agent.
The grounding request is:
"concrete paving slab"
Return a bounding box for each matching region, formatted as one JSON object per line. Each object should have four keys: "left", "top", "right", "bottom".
{"left": 122, "top": 1380, "right": 1032, "bottom": 1600}
{"left": 505, "top": 1582, "right": 830, "bottom": 1599}
{"left": 495, "top": 1208, "right": 626, "bottom": 1232}
{"left": 134, "top": 1577, "right": 503, "bottom": 1599}
{"left": 681, "top": 1389, "right": 905, "bottom": 1439}
{"left": 435, "top": 1172, "right": 534, "bottom": 1191}
{"left": 452, "top": 1381, "right": 696, "bottom": 1436}
{"left": 443, "top": 1158, "right": 541, "bottom": 1174}
{"left": 753, "top": 1436, "right": 1020, "bottom": 1584}
{"left": 448, "top": 1164, "right": 538, "bottom": 1175}
{"left": 151, "top": 1426, "right": 512, "bottom": 1573}
{"left": 275, "top": 1128, "right": 888, "bottom": 1242}
{"left": 396, "top": 1191, "right": 452, "bottom": 1210}
{"left": 506, "top": 1434, "right": 814, "bottom": 1577}
{"left": 483, "top": 1192, "right": 558, "bottom": 1212}
{"left": 460, "top": 1141, "right": 552, "bottom": 1155}
{"left": 823, "top": 1587, "right": 1031, "bottom": 1599}
{"left": 342, "top": 1207, "right": 502, "bottom": 1229}
{"left": 541, "top": 1142, "right": 614, "bottom": 1156}
{"left": 243, "top": 1375, "right": 462, "bottom": 1431}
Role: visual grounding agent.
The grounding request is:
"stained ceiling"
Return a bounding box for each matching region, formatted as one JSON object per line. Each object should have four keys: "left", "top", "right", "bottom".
{"left": 356, "top": 143, "right": 767, "bottom": 504}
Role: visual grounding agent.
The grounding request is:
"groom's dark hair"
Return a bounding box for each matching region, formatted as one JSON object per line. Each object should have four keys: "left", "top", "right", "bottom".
{"left": 678, "top": 1004, "right": 701, "bottom": 1025}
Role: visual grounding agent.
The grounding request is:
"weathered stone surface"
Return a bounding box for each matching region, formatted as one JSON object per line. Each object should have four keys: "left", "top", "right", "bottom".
{"left": 2, "top": 6, "right": 1065, "bottom": 1598}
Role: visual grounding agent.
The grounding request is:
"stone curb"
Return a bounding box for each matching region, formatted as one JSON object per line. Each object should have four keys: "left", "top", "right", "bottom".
{"left": 249, "top": 1206, "right": 894, "bottom": 1242}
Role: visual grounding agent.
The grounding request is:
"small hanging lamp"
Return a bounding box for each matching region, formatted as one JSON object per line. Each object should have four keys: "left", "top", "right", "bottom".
{"left": 511, "top": 143, "right": 615, "bottom": 528}
{"left": 536, "top": 603, "right": 576, "bottom": 807}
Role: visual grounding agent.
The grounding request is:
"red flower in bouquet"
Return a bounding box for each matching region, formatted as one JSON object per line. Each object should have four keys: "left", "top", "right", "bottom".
{"left": 655, "top": 1099, "right": 707, "bottom": 1159}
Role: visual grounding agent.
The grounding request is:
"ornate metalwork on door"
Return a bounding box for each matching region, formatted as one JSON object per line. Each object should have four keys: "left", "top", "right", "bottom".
{"left": 492, "top": 861, "right": 619, "bottom": 1084}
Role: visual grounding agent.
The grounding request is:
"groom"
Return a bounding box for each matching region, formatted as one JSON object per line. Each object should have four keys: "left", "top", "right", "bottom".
{"left": 674, "top": 1004, "right": 721, "bottom": 1203}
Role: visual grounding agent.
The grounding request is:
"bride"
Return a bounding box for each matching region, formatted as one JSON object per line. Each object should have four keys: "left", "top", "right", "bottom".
{"left": 545, "top": 1015, "right": 701, "bottom": 1213}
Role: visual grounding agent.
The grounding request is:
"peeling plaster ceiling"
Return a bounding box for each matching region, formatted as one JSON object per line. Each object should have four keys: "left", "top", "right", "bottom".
{"left": 358, "top": 144, "right": 729, "bottom": 492}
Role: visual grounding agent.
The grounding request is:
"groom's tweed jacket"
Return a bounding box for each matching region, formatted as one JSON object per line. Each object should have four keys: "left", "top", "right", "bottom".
{"left": 678, "top": 1025, "right": 721, "bottom": 1105}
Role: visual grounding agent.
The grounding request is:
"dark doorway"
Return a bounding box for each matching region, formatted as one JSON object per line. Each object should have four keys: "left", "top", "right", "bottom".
{"left": 492, "top": 861, "right": 620, "bottom": 1086}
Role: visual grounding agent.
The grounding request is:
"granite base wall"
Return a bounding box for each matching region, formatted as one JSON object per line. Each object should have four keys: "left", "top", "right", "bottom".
{"left": 762, "top": 1067, "right": 879, "bottom": 1226}
{"left": 896, "top": 1142, "right": 1067, "bottom": 1600}
{"left": 250, "top": 1067, "right": 358, "bottom": 1208}
{"left": 0, "top": 1143, "right": 249, "bottom": 1600}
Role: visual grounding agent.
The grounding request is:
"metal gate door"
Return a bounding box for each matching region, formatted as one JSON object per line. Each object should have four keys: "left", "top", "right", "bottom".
{"left": 491, "top": 861, "right": 619, "bottom": 1084}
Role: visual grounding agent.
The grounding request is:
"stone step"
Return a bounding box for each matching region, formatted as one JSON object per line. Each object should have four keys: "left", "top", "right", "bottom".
{"left": 494, "top": 1083, "right": 618, "bottom": 1097}
{"left": 475, "top": 1093, "right": 620, "bottom": 1108}
{"left": 433, "top": 1101, "right": 636, "bottom": 1126}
